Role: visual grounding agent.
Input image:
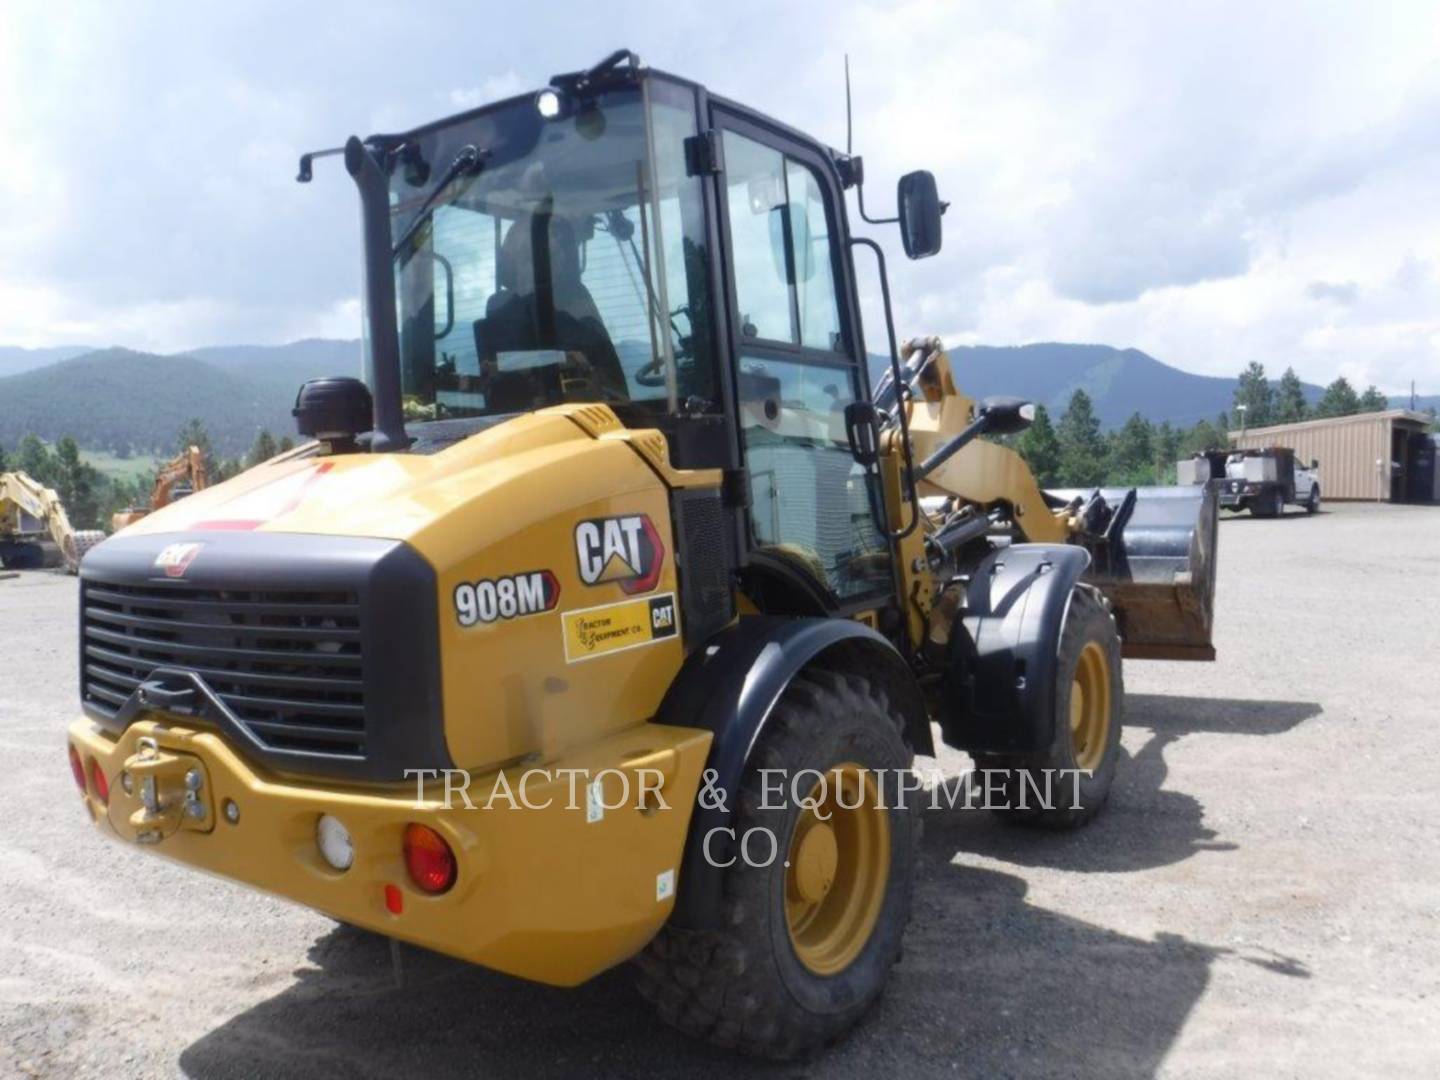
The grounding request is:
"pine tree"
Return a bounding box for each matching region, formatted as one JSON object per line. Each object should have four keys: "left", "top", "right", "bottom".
{"left": 1183, "top": 419, "right": 1222, "bottom": 456}
{"left": 1232, "top": 362, "right": 1274, "bottom": 428}
{"left": 246, "top": 429, "right": 280, "bottom": 469}
{"left": 16, "top": 435, "right": 56, "bottom": 485}
{"left": 1110, "top": 412, "right": 1156, "bottom": 484}
{"left": 278, "top": 435, "right": 295, "bottom": 454}
{"left": 1358, "top": 385, "right": 1388, "bottom": 413}
{"left": 1154, "top": 421, "right": 1182, "bottom": 483}
{"left": 53, "top": 437, "right": 101, "bottom": 529}
{"left": 1275, "top": 367, "right": 1308, "bottom": 424}
{"left": 0, "top": 441, "right": 7, "bottom": 473}
{"left": 1015, "top": 403, "right": 1061, "bottom": 486}
{"left": 1056, "top": 389, "right": 1108, "bottom": 487}
{"left": 1315, "top": 377, "right": 1360, "bottom": 418}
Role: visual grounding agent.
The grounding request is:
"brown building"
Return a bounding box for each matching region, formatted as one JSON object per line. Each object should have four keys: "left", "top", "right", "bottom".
{"left": 1229, "top": 410, "right": 1436, "bottom": 502}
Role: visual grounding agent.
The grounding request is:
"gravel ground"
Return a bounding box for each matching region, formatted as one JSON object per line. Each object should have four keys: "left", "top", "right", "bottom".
{"left": 2, "top": 501, "right": 1438, "bottom": 1078}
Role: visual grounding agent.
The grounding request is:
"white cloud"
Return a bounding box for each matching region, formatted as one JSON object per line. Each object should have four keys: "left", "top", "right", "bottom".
{"left": 0, "top": 0, "right": 1436, "bottom": 393}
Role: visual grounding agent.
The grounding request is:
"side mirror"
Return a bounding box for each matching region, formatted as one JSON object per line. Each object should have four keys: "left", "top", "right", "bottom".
{"left": 978, "top": 396, "right": 1035, "bottom": 436}
{"left": 1311, "top": 459, "right": 1319, "bottom": 469}
{"left": 844, "top": 401, "right": 882, "bottom": 467}
{"left": 898, "top": 170, "right": 943, "bottom": 259}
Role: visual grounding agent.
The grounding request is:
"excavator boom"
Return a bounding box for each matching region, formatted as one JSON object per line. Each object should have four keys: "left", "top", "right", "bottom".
{"left": 111, "top": 445, "right": 209, "bottom": 531}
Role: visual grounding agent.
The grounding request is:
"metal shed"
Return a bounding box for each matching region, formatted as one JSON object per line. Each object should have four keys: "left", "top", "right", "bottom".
{"left": 1229, "top": 410, "right": 1436, "bottom": 502}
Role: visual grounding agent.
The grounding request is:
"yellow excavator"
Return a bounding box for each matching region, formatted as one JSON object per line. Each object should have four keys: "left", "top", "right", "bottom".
{"left": 1, "top": 470, "right": 106, "bottom": 572}
{"left": 110, "top": 445, "right": 209, "bottom": 531}
{"left": 67, "top": 51, "right": 1217, "bottom": 1059}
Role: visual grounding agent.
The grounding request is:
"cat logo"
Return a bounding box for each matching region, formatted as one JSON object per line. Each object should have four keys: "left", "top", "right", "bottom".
{"left": 153, "top": 541, "right": 204, "bottom": 579}
{"left": 574, "top": 514, "right": 665, "bottom": 594}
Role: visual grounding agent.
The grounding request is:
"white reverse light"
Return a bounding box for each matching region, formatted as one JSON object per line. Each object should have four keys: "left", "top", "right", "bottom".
{"left": 1020, "top": 403, "right": 1036, "bottom": 422}
{"left": 535, "top": 89, "right": 562, "bottom": 119}
{"left": 316, "top": 814, "right": 355, "bottom": 871}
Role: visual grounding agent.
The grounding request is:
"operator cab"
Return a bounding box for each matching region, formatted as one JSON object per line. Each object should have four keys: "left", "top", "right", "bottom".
{"left": 306, "top": 49, "right": 944, "bottom": 614}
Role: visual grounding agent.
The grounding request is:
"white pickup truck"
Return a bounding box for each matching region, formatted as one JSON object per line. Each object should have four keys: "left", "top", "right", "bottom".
{"left": 1178, "top": 448, "right": 1320, "bottom": 517}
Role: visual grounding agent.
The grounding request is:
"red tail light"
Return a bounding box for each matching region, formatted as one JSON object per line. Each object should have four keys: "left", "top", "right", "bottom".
{"left": 403, "top": 823, "right": 456, "bottom": 894}
{"left": 68, "top": 745, "right": 86, "bottom": 795}
{"left": 89, "top": 759, "right": 110, "bottom": 805}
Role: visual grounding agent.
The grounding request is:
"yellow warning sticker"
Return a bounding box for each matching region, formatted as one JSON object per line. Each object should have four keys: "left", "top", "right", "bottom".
{"left": 561, "top": 593, "right": 678, "bottom": 663}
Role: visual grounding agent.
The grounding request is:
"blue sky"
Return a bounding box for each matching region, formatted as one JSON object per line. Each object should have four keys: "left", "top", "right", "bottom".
{"left": 1, "top": 0, "right": 1437, "bottom": 393}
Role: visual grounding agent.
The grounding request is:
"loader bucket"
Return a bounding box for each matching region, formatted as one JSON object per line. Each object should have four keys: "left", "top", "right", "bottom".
{"left": 1048, "top": 484, "right": 1219, "bottom": 661}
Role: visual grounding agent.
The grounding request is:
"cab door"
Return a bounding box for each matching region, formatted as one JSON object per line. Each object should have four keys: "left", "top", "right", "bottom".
{"left": 709, "top": 107, "right": 892, "bottom": 608}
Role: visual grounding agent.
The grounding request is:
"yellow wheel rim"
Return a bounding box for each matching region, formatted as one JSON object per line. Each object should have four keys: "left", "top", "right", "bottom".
{"left": 784, "top": 764, "right": 890, "bottom": 976}
{"left": 1070, "top": 641, "right": 1112, "bottom": 772}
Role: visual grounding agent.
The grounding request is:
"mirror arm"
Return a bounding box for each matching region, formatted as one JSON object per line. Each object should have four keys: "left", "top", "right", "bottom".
{"left": 849, "top": 236, "right": 919, "bottom": 540}
{"left": 855, "top": 180, "right": 899, "bottom": 226}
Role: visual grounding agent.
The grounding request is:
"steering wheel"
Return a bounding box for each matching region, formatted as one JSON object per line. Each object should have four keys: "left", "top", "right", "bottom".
{"left": 634, "top": 305, "right": 695, "bottom": 388}
{"left": 634, "top": 358, "right": 669, "bottom": 387}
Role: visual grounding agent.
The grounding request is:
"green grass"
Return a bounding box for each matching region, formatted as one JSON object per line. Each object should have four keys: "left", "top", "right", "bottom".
{"left": 36, "top": 441, "right": 162, "bottom": 482}
{"left": 81, "top": 447, "right": 162, "bottom": 481}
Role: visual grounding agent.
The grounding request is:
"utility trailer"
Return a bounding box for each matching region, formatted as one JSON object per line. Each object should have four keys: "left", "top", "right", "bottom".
{"left": 1180, "top": 447, "right": 1320, "bottom": 517}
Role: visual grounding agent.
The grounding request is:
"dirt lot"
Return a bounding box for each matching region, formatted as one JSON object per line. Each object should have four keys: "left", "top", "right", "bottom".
{"left": 2, "top": 501, "right": 1438, "bottom": 1078}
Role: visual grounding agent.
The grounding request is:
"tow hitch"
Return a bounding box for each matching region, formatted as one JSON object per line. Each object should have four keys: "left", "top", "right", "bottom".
{"left": 111, "top": 736, "right": 215, "bottom": 844}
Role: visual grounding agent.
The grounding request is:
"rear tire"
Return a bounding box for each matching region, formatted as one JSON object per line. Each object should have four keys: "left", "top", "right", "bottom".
{"left": 635, "top": 669, "right": 920, "bottom": 1060}
{"left": 977, "top": 588, "right": 1124, "bottom": 830}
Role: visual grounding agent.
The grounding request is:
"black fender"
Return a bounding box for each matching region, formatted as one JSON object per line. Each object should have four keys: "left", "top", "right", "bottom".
{"left": 939, "top": 543, "right": 1091, "bottom": 755}
{"left": 655, "top": 616, "right": 931, "bottom": 929}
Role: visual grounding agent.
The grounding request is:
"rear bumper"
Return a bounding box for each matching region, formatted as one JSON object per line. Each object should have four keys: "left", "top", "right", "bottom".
{"left": 68, "top": 716, "right": 711, "bottom": 986}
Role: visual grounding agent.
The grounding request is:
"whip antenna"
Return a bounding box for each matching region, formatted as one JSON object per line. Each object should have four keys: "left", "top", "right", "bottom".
{"left": 845, "top": 53, "right": 854, "bottom": 156}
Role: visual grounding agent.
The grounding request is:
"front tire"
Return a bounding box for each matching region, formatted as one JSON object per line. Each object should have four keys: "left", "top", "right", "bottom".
{"left": 635, "top": 670, "right": 920, "bottom": 1059}
{"left": 978, "top": 588, "right": 1125, "bottom": 829}
{"left": 1306, "top": 486, "right": 1320, "bottom": 513}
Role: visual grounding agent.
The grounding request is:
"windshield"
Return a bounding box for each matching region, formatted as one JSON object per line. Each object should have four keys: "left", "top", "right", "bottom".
{"left": 384, "top": 81, "right": 715, "bottom": 423}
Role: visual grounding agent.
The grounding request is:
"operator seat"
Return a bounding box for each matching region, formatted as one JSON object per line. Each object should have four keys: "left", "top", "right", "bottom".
{"left": 475, "top": 214, "right": 628, "bottom": 410}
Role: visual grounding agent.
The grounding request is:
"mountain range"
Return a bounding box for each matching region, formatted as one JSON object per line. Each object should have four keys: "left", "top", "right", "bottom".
{"left": 0, "top": 339, "right": 1431, "bottom": 459}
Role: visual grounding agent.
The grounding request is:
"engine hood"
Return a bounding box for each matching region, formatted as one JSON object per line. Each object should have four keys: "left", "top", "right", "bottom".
{"left": 120, "top": 408, "right": 653, "bottom": 553}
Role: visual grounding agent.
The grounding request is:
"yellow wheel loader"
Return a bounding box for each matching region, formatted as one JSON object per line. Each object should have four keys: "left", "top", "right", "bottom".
{"left": 67, "top": 50, "right": 1217, "bottom": 1059}
{"left": 1, "top": 470, "right": 105, "bottom": 572}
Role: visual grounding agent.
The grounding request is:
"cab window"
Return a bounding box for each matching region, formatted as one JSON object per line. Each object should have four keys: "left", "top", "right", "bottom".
{"left": 722, "top": 131, "right": 843, "bottom": 353}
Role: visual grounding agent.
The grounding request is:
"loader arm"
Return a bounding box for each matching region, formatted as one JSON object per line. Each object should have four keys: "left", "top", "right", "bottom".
{"left": 883, "top": 343, "right": 1218, "bottom": 661}
{"left": 898, "top": 344, "right": 1070, "bottom": 543}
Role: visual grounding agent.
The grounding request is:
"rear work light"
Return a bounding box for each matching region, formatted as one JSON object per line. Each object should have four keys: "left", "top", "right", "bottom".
{"left": 403, "top": 823, "right": 456, "bottom": 894}
{"left": 68, "top": 745, "right": 86, "bottom": 795}
{"left": 89, "top": 758, "right": 110, "bottom": 805}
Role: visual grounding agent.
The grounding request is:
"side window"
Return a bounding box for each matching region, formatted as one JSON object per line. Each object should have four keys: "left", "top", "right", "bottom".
{"left": 722, "top": 131, "right": 843, "bottom": 352}
{"left": 738, "top": 355, "right": 891, "bottom": 600}
{"left": 786, "top": 161, "right": 842, "bottom": 351}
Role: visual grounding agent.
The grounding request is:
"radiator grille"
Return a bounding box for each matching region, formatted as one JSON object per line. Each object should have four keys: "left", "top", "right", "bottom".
{"left": 81, "top": 579, "right": 366, "bottom": 758}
